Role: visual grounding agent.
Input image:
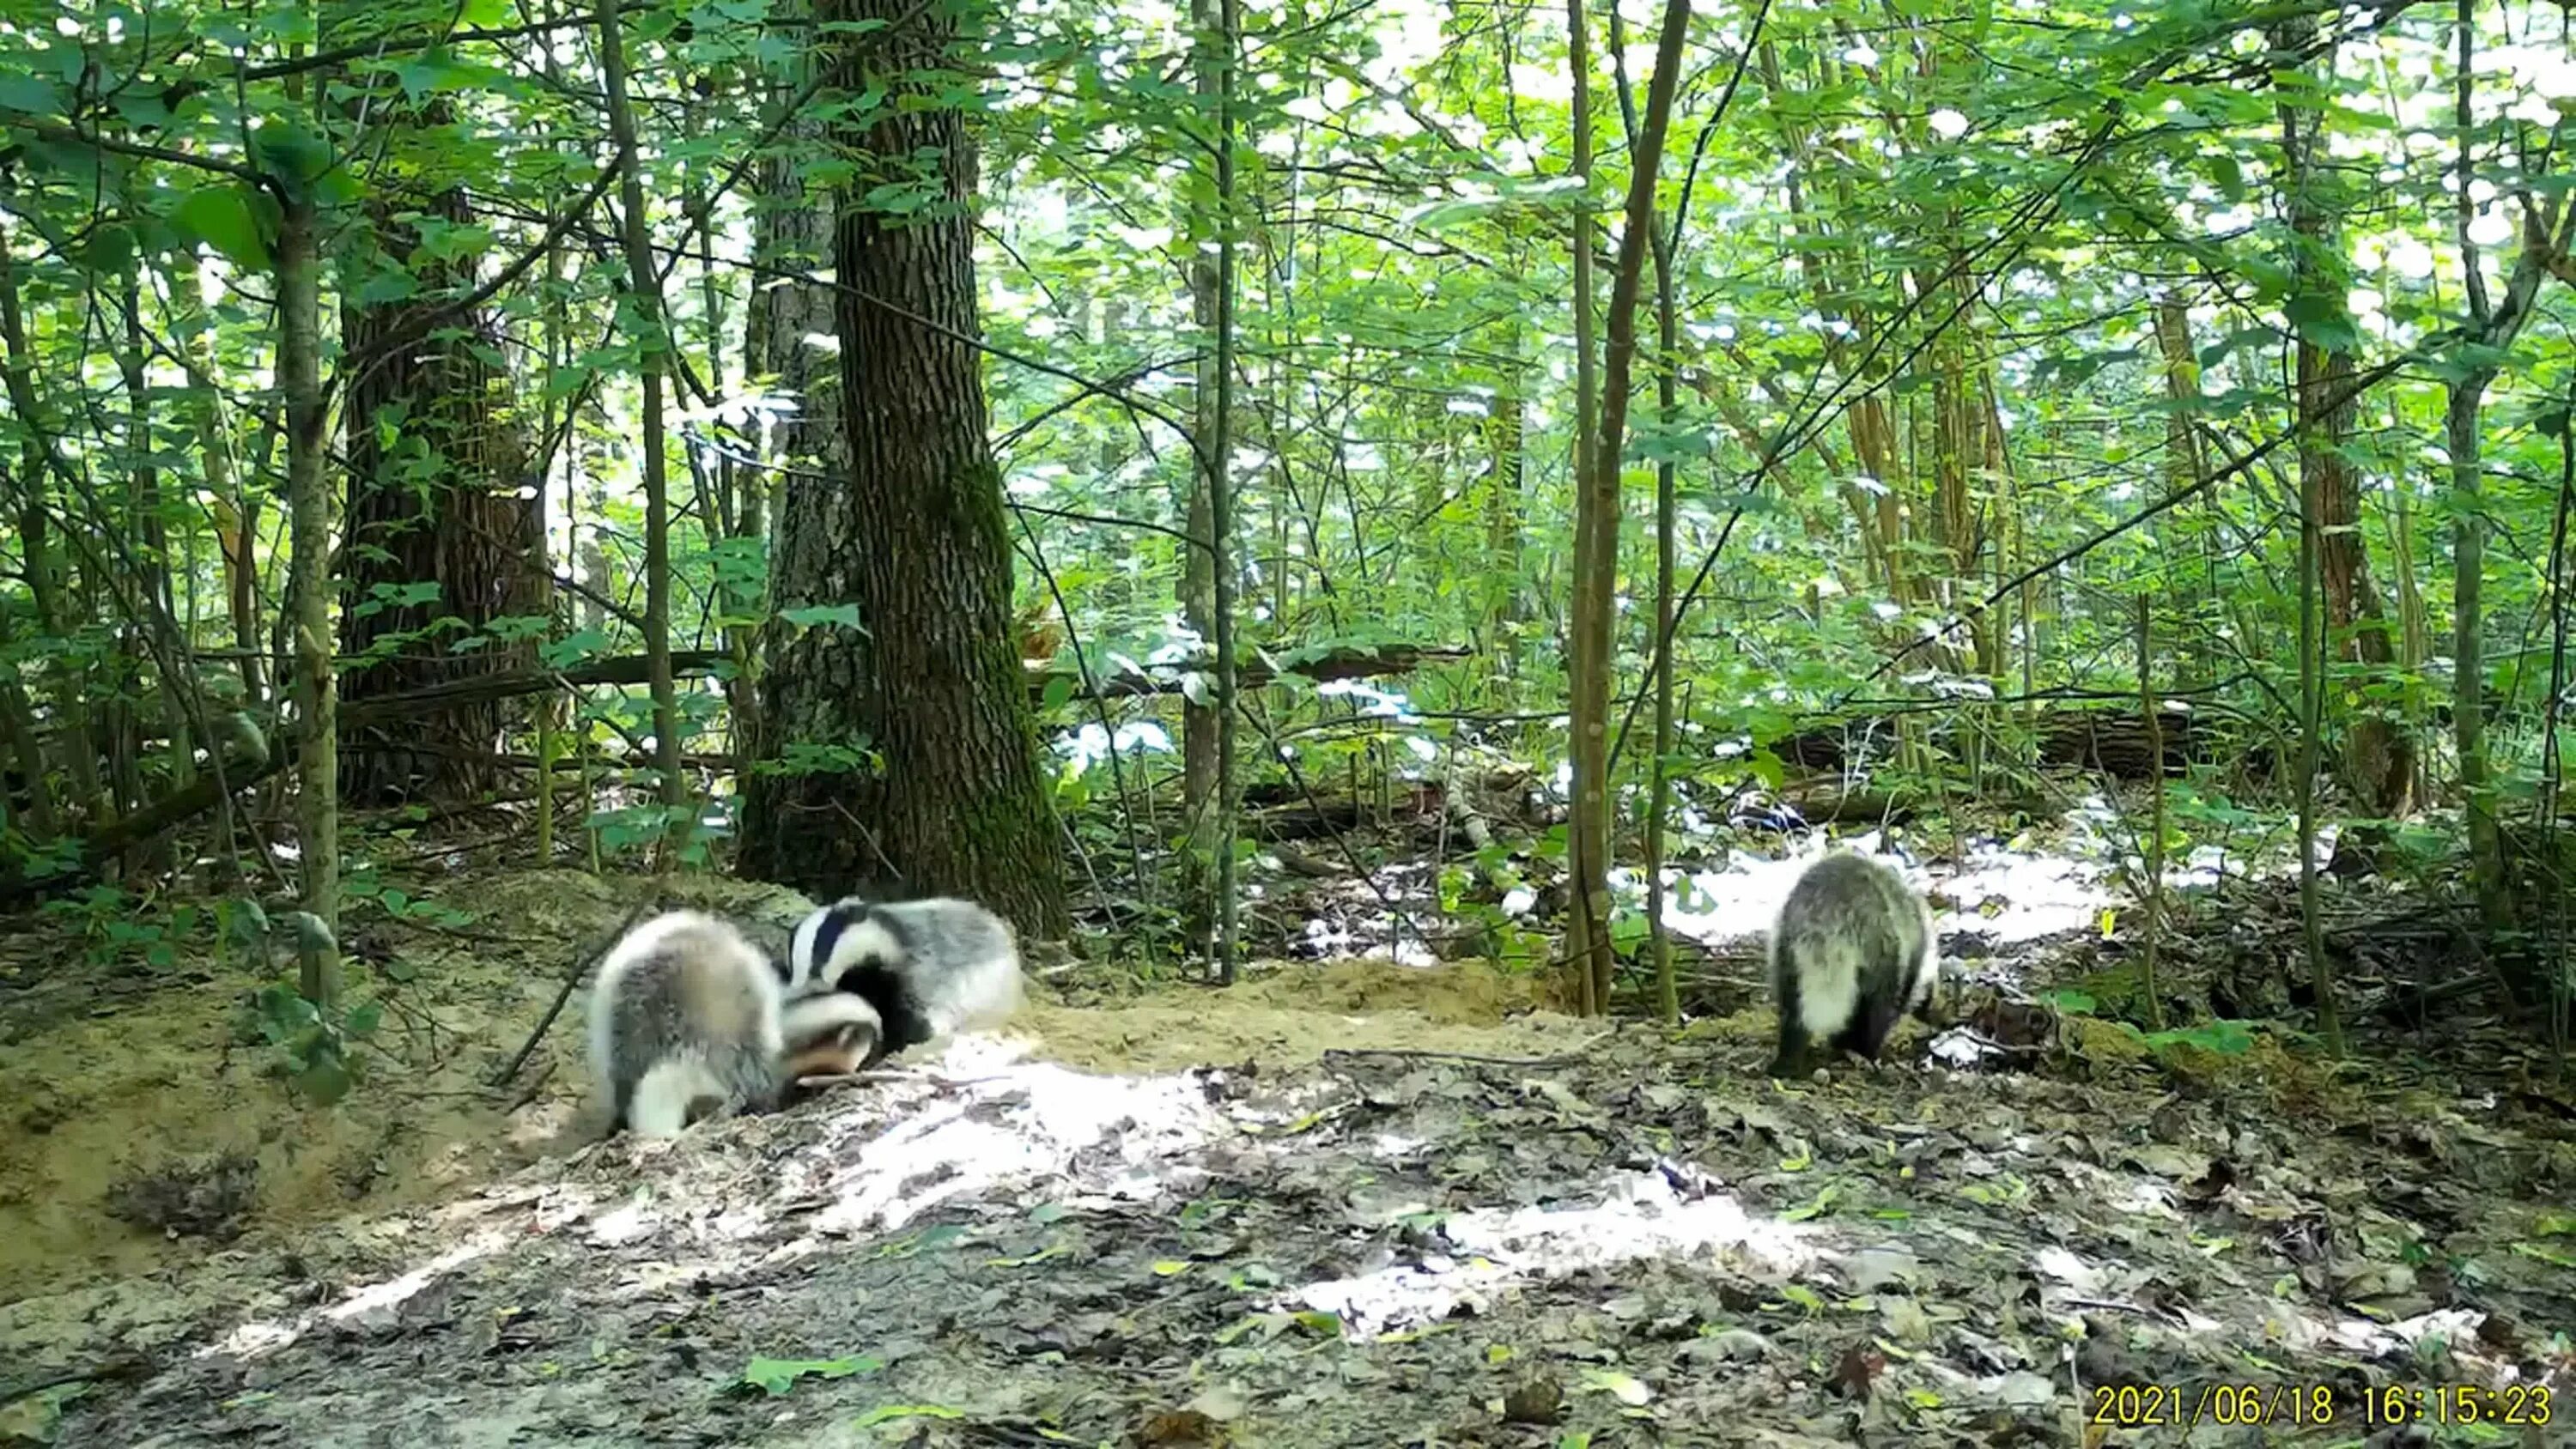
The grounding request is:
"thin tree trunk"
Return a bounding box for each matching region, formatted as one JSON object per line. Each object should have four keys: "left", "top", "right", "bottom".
{"left": 597, "top": 0, "right": 686, "bottom": 843}
{"left": 1645, "top": 220, "right": 1679, "bottom": 1028}
{"left": 1181, "top": 0, "right": 1224, "bottom": 961}
{"left": 2136, "top": 593, "right": 2167, "bottom": 1032}
{"left": 1208, "top": 0, "right": 1242, "bottom": 981}
{"left": 0, "top": 215, "right": 111, "bottom": 825}
{"left": 2278, "top": 17, "right": 2409, "bottom": 815}
{"left": 1562, "top": 0, "right": 1604, "bottom": 1016}
{"left": 1567, "top": 0, "right": 1691, "bottom": 1014}
{"left": 279, "top": 194, "right": 341, "bottom": 999}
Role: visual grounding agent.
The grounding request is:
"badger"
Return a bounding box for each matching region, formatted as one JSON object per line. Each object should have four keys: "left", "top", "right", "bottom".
{"left": 586, "top": 909, "right": 787, "bottom": 1137}
{"left": 1766, "top": 851, "right": 1941, "bottom": 1077}
{"left": 781, "top": 894, "right": 1025, "bottom": 1069}
{"left": 779, "top": 989, "right": 884, "bottom": 1087}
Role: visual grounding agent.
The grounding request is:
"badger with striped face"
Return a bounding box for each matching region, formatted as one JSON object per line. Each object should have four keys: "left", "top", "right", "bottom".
{"left": 586, "top": 910, "right": 787, "bottom": 1137}
{"left": 781, "top": 894, "right": 1025, "bottom": 1070}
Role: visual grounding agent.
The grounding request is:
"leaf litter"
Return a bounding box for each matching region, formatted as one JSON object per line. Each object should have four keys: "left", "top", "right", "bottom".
{"left": 0, "top": 869, "right": 2571, "bottom": 1446}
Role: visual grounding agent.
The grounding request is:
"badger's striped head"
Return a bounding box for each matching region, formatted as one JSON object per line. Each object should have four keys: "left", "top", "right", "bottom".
{"left": 785, "top": 897, "right": 903, "bottom": 996}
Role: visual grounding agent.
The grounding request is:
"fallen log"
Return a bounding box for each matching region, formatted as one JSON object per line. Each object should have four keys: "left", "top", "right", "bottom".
{"left": 0, "top": 641, "right": 1477, "bottom": 906}
{"left": 1037, "top": 642, "right": 1473, "bottom": 701}
{"left": 329, "top": 640, "right": 1473, "bottom": 720}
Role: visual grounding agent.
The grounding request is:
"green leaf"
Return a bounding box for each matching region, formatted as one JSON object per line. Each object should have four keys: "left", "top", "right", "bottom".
{"left": 780, "top": 603, "right": 864, "bottom": 632}
{"left": 171, "top": 186, "right": 272, "bottom": 270}
{"left": 0, "top": 72, "right": 61, "bottom": 117}
{"left": 2283, "top": 293, "right": 2362, "bottom": 353}
{"left": 2207, "top": 151, "right": 2245, "bottom": 203}
{"left": 539, "top": 627, "right": 610, "bottom": 668}
{"left": 296, "top": 1055, "right": 354, "bottom": 1106}
{"left": 1040, "top": 675, "right": 1076, "bottom": 714}
{"left": 739, "top": 1355, "right": 882, "bottom": 1397}
{"left": 73, "top": 221, "right": 137, "bottom": 275}
{"left": 344, "top": 1003, "right": 384, "bottom": 1037}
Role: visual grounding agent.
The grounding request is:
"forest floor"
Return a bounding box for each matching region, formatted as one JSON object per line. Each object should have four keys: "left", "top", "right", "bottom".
{"left": 4, "top": 844, "right": 2574, "bottom": 1447}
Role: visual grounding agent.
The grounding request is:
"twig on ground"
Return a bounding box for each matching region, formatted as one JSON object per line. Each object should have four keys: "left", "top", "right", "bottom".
{"left": 1321, "top": 1033, "right": 1617, "bottom": 1070}
{"left": 489, "top": 901, "right": 657, "bottom": 1087}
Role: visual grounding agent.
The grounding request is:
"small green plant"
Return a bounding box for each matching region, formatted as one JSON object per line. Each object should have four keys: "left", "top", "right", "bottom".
{"left": 234, "top": 984, "right": 382, "bottom": 1106}
{"left": 40, "top": 883, "right": 196, "bottom": 969}
{"left": 343, "top": 877, "right": 476, "bottom": 929}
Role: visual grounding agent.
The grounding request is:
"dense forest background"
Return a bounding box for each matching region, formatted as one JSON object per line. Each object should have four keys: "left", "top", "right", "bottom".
{"left": 3, "top": 0, "right": 2575, "bottom": 1063}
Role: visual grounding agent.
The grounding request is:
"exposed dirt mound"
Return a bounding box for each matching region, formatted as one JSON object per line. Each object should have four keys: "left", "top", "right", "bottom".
{"left": 0, "top": 869, "right": 813, "bottom": 1304}
{"left": 0, "top": 866, "right": 1571, "bottom": 1308}
{"left": 1022, "top": 956, "right": 1575, "bottom": 1075}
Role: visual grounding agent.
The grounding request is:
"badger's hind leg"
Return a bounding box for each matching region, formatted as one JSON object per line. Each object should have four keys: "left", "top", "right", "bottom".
{"left": 1831, "top": 988, "right": 1909, "bottom": 1063}
{"left": 1766, "top": 943, "right": 1814, "bottom": 1078}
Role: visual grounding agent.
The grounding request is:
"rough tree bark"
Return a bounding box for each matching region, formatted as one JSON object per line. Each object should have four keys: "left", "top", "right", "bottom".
{"left": 738, "top": 0, "right": 1067, "bottom": 936}
{"left": 337, "top": 187, "right": 547, "bottom": 806}
{"left": 739, "top": 0, "right": 847, "bottom": 768}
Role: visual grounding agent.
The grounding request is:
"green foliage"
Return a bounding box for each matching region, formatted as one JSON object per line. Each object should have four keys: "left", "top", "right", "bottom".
{"left": 233, "top": 984, "right": 381, "bottom": 1106}
{"left": 2131, "top": 1019, "right": 2260, "bottom": 1061}
{"left": 736, "top": 1355, "right": 883, "bottom": 1397}
{"left": 343, "top": 876, "right": 477, "bottom": 930}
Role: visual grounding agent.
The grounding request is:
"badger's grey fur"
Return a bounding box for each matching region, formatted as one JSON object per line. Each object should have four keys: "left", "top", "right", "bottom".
{"left": 779, "top": 990, "right": 884, "bottom": 1084}
{"left": 1767, "top": 852, "right": 1940, "bottom": 1077}
{"left": 587, "top": 910, "right": 787, "bottom": 1136}
{"left": 782, "top": 895, "right": 1024, "bottom": 1067}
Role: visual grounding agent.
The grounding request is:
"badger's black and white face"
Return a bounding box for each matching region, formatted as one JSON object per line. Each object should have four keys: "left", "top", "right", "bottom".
{"left": 784, "top": 898, "right": 904, "bottom": 997}
{"left": 781, "top": 894, "right": 1026, "bottom": 1056}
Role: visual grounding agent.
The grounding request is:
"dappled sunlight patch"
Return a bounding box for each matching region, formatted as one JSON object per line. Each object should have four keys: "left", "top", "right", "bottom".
{"left": 323, "top": 1234, "right": 507, "bottom": 1327}
{"left": 794, "top": 1035, "right": 1225, "bottom": 1240}
{"left": 197, "top": 1232, "right": 507, "bottom": 1364}
{"left": 1290, "top": 1167, "right": 1820, "bottom": 1340}
{"left": 1938, "top": 840, "right": 2113, "bottom": 943}
{"left": 1658, "top": 824, "right": 2121, "bottom": 949}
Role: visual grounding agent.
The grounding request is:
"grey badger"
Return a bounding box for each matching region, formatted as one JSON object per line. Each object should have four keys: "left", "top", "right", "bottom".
{"left": 1766, "top": 852, "right": 1940, "bottom": 1077}
{"left": 586, "top": 909, "right": 787, "bottom": 1136}
{"left": 781, "top": 894, "right": 1025, "bottom": 1070}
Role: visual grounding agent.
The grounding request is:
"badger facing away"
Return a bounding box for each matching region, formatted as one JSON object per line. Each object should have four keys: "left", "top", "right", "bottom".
{"left": 782, "top": 895, "right": 1025, "bottom": 1069}
{"left": 779, "top": 989, "right": 885, "bottom": 1087}
{"left": 587, "top": 910, "right": 787, "bottom": 1136}
{"left": 1766, "top": 852, "right": 1940, "bottom": 1078}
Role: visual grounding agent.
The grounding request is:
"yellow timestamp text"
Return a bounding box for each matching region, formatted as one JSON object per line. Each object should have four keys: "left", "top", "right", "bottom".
{"left": 2087, "top": 1381, "right": 2554, "bottom": 1431}
{"left": 2361, "top": 1383, "right": 2553, "bottom": 1428}
{"left": 2088, "top": 1383, "right": 2344, "bottom": 1429}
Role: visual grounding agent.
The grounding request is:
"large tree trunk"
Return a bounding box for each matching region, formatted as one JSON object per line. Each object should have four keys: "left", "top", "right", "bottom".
{"left": 337, "top": 189, "right": 547, "bottom": 806}
{"left": 739, "top": 0, "right": 845, "bottom": 774}
{"left": 738, "top": 0, "right": 1067, "bottom": 936}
